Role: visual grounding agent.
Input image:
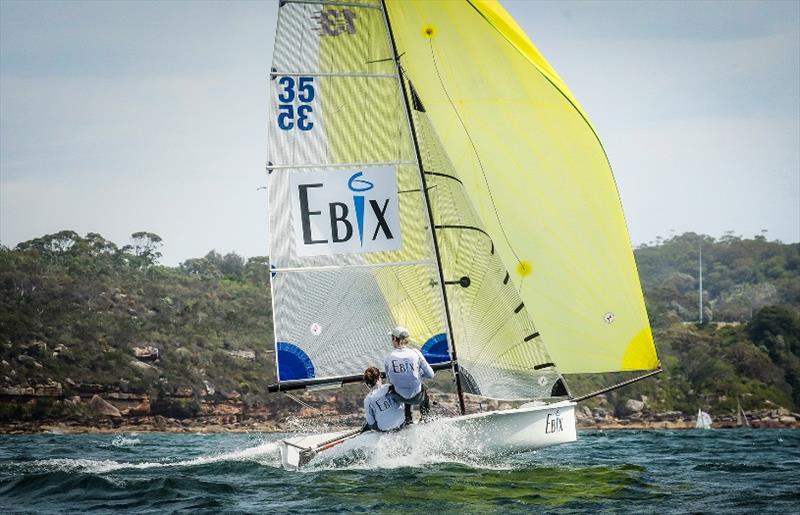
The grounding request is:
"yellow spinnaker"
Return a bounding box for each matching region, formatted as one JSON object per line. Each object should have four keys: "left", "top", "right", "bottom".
{"left": 385, "top": 0, "right": 659, "bottom": 374}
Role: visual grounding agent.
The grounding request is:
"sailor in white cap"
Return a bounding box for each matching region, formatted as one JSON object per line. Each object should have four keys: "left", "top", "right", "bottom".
{"left": 384, "top": 326, "right": 434, "bottom": 423}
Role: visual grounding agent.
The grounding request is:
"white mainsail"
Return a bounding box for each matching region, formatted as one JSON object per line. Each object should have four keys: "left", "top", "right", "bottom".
{"left": 266, "top": 0, "right": 563, "bottom": 398}
{"left": 268, "top": 0, "right": 447, "bottom": 383}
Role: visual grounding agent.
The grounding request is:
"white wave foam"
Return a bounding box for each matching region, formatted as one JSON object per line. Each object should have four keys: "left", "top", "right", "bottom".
{"left": 306, "top": 417, "right": 517, "bottom": 471}
{"left": 17, "top": 441, "right": 283, "bottom": 475}
{"left": 111, "top": 433, "right": 141, "bottom": 447}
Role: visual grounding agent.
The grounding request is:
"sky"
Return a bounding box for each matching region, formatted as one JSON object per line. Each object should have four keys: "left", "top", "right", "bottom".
{"left": 1, "top": 0, "right": 798, "bottom": 266}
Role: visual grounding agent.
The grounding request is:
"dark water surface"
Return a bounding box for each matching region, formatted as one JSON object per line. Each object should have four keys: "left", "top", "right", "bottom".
{"left": 1, "top": 429, "right": 798, "bottom": 513}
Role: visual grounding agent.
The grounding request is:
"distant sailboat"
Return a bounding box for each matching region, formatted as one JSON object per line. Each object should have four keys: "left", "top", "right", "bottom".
{"left": 695, "top": 409, "right": 712, "bottom": 430}
{"left": 736, "top": 398, "right": 750, "bottom": 428}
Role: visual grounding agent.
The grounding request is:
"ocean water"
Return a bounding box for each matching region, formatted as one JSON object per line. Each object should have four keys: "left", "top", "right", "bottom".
{"left": 0, "top": 428, "right": 798, "bottom": 513}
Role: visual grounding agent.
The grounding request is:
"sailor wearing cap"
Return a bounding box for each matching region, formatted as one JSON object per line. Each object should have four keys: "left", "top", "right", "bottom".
{"left": 384, "top": 326, "right": 434, "bottom": 423}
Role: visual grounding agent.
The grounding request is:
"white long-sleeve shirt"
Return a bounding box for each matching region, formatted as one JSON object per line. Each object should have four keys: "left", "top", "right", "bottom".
{"left": 384, "top": 347, "right": 434, "bottom": 399}
{"left": 364, "top": 383, "right": 405, "bottom": 431}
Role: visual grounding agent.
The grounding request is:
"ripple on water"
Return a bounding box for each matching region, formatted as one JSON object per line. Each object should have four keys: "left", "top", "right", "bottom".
{"left": 0, "top": 429, "right": 798, "bottom": 513}
{"left": 692, "top": 462, "right": 784, "bottom": 473}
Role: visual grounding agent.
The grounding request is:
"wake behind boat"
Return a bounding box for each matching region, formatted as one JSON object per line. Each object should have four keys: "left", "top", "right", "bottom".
{"left": 265, "top": 0, "right": 662, "bottom": 468}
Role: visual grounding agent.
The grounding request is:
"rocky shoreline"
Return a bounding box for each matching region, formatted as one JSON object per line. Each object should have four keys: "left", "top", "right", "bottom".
{"left": 1, "top": 397, "right": 797, "bottom": 435}
{"left": 2, "top": 416, "right": 798, "bottom": 435}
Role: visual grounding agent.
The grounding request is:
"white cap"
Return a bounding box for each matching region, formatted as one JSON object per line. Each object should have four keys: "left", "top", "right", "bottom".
{"left": 388, "top": 326, "right": 410, "bottom": 339}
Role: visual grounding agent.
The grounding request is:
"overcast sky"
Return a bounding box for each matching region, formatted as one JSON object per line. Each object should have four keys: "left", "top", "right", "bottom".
{"left": 1, "top": 0, "right": 798, "bottom": 265}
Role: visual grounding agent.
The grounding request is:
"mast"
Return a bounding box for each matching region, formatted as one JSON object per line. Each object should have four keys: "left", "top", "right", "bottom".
{"left": 380, "top": 0, "right": 466, "bottom": 415}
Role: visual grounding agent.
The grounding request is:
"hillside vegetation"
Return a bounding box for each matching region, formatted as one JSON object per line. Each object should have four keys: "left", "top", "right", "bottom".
{"left": 0, "top": 231, "right": 798, "bottom": 420}
{"left": 616, "top": 233, "right": 799, "bottom": 414}
{"left": 0, "top": 231, "right": 275, "bottom": 403}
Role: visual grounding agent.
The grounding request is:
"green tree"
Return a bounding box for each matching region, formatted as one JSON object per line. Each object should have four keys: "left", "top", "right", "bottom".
{"left": 126, "top": 232, "right": 163, "bottom": 268}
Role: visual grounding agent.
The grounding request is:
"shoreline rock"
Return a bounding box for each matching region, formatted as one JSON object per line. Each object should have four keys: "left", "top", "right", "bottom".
{"left": 88, "top": 394, "right": 122, "bottom": 417}
{"left": 1, "top": 391, "right": 798, "bottom": 434}
{"left": 1, "top": 411, "right": 797, "bottom": 435}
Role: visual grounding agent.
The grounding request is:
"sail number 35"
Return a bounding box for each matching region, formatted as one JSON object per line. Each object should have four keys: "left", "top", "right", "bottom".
{"left": 277, "top": 76, "right": 314, "bottom": 131}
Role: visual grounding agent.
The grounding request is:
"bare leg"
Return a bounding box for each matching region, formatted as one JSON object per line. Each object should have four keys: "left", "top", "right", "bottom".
{"left": 419, "top": 384, "right": 430, "bottom": 418}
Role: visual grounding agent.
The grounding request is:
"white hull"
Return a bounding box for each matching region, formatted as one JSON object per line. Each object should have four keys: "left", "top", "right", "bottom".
{"left": 448, "top": 400, "right": 577, "bottom": 453}
{"left": 280, "top": 401, "right": 576, "bottom": 469}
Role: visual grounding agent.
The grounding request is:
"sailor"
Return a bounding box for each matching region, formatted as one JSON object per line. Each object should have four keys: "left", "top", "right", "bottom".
{"left": 362, "top": 367, "right": 406, "bottom": 432}
{"left": 384, "top": 326, "right": 434, "bottom": 424}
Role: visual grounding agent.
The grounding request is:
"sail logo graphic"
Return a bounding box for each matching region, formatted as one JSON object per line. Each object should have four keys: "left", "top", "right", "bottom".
{"left": 545, "top": 410, "right": 563, "bottom": 434}
{"left": 348, "top": 172, "right": 372, "bottom": 246}
{"left": 290, "top": 166, "right": 402, "bottom": 257}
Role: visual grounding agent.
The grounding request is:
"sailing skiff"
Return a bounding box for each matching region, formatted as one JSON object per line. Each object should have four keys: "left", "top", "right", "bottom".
{"left": 265, "top": 0, "right": 662, "bottom": 468}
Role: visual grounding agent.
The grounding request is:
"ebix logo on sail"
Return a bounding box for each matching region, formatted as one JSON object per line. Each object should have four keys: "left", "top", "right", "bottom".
{"left": 289, "top": 166, "right": 402, "bottom": 257}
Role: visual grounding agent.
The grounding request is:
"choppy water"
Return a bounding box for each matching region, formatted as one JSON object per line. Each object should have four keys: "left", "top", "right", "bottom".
{"left": 0, "top": 429, "right": 798, "bottom": 513}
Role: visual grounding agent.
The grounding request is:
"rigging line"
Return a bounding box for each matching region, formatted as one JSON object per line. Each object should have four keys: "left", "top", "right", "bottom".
{"left": 572, "top": 369, "right": 664, "bottom": 403}
{"left": 427, "top": 39, "right": 522, "bottom": 265}
{"left": 284, "top": 392, "right": 321, "bottom": 413}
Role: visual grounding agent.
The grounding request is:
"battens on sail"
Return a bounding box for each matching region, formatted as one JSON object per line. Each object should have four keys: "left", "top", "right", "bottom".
{"left": 384, "top": 0, "right": 660, "bottom": 375}
{"left": 268, "top": 0, "right": 449, "bottom": 383}
{"left": 409, "top": 101, "right": 564, "bottom": 400}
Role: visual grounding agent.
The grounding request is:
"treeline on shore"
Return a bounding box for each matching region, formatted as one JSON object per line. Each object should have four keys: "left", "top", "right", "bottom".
{"left": 0, "top": 230, "right": 798, "bottom": 425}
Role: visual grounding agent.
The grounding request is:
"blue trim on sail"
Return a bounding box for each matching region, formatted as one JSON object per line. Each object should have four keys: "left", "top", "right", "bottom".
{"left": 421, "top": 333, "right": 450, "bottom": 364}
{"left": 277, "top": 342, "right": 315, "bottom": 381}
{"left": 354, "top": 195, "right": 365, "bottom": 245}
